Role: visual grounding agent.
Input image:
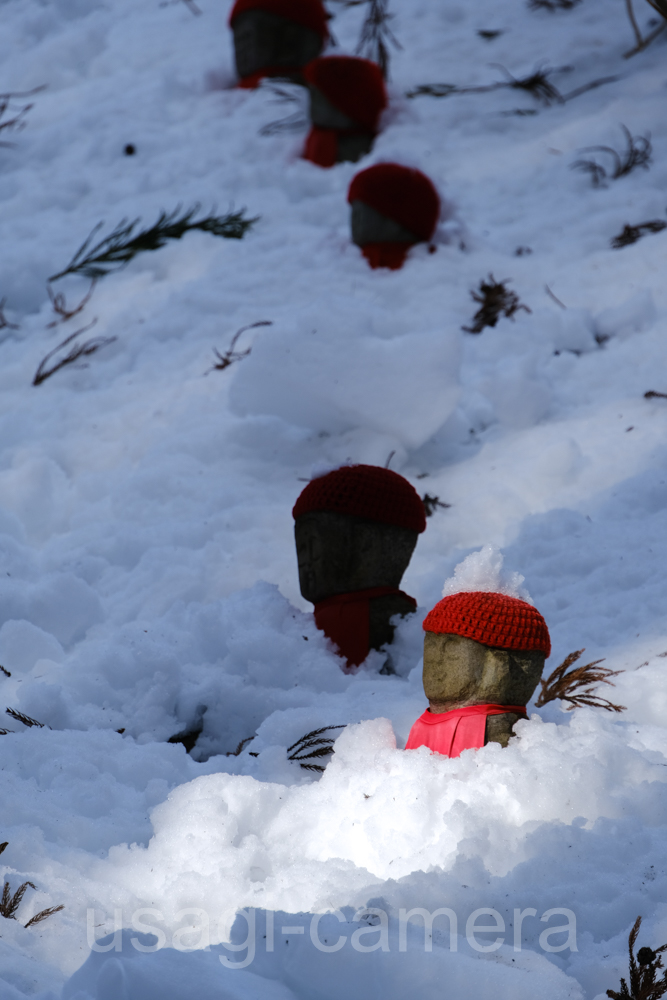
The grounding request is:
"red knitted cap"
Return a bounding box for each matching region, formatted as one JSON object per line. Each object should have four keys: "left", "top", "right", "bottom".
{"left": 348, "top": 163, "right": 440, "bottom": 243}
{"left": 423, "top": 591, "right": 551, "bottom": 656}
{"left": 303, "top": 56, "right": 387, "bottom": 131}
{"left": 229, "top": 0, "right": 329, "bottom": 38}
{"left": 293, "top": 464, "right": 426, "bottom": 533}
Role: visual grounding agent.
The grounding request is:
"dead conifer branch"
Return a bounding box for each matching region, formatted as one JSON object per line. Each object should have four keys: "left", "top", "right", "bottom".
{"left": 463, "top": 275, "right": 531, "bottom": 334}
{"left": 25, "top": 904, "right": 65, "bottom": 927}
{"left": 49, "top": 205, "right": 258, "bottom": 283}
{"left": 5, "top": 707, "right": 50, "bottom": 728}
{"left": 536, "top": 649, "right": 626, "bottom": 712}
{"left": 607, "top": 916, "right": 667, "bottom": 1000}
{"left": 205, "top": 320, "right": 272, "bottom": 374}
{"left": 0, "top": 299, "right": 19, "bottom": 333}
{"left": 33, "top": 321, "right": 116, "bottom": 387}
{"left": 46, "top": 280, "right": 96, "bottom": 327}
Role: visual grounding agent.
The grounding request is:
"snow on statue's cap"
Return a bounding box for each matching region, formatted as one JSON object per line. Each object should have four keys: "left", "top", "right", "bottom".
{"left": 293, "top": 464, "right": 426, "bottom": 533}
{"left": 423, "top": 546, "right": 551, "bottom": 655}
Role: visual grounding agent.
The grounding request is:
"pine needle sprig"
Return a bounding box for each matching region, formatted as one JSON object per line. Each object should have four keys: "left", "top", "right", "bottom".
{"left": 49, "top": 205, "right": 258, "bottom": 282}
{"left": 25, "top": 904, "right": 65, "bottom": 927}
{"left": 536, "top": 649, "right": 626, "bottom": 712}
{"left": 226, "top": 736, "right": 256, "bottom": 756}
{"left": 5, "top": 707, "right": 50, "bottom": 729}
{"left": 287, "top": 725, "right": 346, "bottom": 773}
{"left": 607, "top": 916, "right": 667, "bottom": 1000}
{"left": 0, "top": 880, "right": 36, "bottom": 919}
{"left": 354, "top": 0, "right": 402, "bottom": 79}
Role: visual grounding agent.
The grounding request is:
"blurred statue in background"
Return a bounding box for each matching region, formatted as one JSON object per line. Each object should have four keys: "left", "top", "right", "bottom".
{"left": 347, "top": 163, "right": 440, "bottom": 270}
{"left": 406, "top": 591, "right": 550, "bottom": 756}
{"left": 293, "top": 464, "right": 426, "bottom": 671}
{"left": 302, "top": 56, "right": 387, "bottom": 167}
{"left": 229, "top": 0, "right": 328, "bottom": 88}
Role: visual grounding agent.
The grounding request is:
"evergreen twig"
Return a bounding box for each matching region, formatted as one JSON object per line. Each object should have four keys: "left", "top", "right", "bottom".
{"left": 25, "top": 905, "right": 65, "bottom": 927}
{"left": 287, "top": 725, "right": 346, "bottom": 772}
{"left": 226, "top": 736, "right": 255, "bottom": 756}
{"left": 33, "top": 322, "right": 116, "bottom": 387}
{"left": 0, "top": 880, "right": 36, "bottom": 919}
{"left": 536, "top": 649, "right": 626, "bottom": 712}
{"left": 407, "top": 67, "right": 617, "bottom": 107}
{"left": 607, "top": 916, "right": 667, "bottom": 1000}
{"left": 5, "top": 707, "right": 50, "bottom": 729}
{"left": 49, "top": 205, "right": 258, "bottom": 282}
{"left": 0, "top": 87, "right": 44, "bottom": 147}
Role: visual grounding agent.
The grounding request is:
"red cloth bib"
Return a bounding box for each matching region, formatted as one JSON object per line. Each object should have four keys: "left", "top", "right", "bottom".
{"left": 405, "top": 704, "right": 528, "bottom": 758}
{"left": 314, "top": 586, "right": 416, "bottom": 671}
{"left": 360, "top": 242, "right": 411, "bottom": 270}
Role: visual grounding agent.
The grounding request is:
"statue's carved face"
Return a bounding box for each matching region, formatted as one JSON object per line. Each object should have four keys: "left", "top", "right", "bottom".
{"left": 423, "top": 632, "right": 544, "bottom": 710}
{"left": 294, "top": 511, "right": 418, "bottom": 604}
{"left": 232, "top": 9, "right": 322, "bottom": 79}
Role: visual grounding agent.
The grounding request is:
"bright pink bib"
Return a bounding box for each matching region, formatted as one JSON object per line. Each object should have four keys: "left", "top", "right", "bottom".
{"left": 405, "top": 704, "right": 527, "bottom": 758}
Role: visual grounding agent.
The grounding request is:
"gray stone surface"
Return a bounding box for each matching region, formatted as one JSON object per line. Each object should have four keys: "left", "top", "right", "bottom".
{"left": 294, "top": 511, "right": 418, "bottom": 650}
{"left": 232, "top": 9, "right": 322, "bottom": 81}
{"left": 350, "top": 200, "right": 420, "bottom": 246}
{"left": 423, "top": 632, "right": 545, "bottom": 747}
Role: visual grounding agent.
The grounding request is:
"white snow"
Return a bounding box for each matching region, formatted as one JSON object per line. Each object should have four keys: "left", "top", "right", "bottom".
{"left": 1, "top": 0, "right": 667, "bottom": 997}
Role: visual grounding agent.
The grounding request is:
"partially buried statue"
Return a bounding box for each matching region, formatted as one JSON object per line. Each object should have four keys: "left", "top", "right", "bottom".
{"left": 229, "top": 0, "right": 328, "bottom": 89}
{"left": 302, "top": 56, "right": 387, "bottom": 168}
{"left": 406, "top": 591, "right": 551, "bottom": 757}
{"left": 293, "top": 464, "right": 426, "bottom": 671}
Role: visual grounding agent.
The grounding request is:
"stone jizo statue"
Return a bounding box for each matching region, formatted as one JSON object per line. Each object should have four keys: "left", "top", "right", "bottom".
{"left": 293, "top": 464, "right": 426, "bottom": 670}
{"left": 406, "top": 591, "right": 550, "bottom": 756}
{"left": 302, "top": 56, "right": 387, "bottom": 167}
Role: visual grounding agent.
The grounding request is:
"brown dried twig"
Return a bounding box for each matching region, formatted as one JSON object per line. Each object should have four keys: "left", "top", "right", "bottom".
{"left": 462, "top": 275, "right": 531, "bottom": 334}
{"left": 205, "top": 320, "right": 272, "bottom": 374}
{"left": 607, "top": 916, "right": 667, "bottom": 1000}
{"left": 33, "top": 322, "right": 116, "bottom": 387}
{"left": 46, "top": 280, "right": 96, "bottom": 327}
{"left": 536, "top": 649, "right": 626, "bottom": 712}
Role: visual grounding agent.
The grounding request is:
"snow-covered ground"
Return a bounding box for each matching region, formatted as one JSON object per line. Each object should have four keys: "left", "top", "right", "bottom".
{"left": 1, "top": 0, "right": 667, "bottom": 996}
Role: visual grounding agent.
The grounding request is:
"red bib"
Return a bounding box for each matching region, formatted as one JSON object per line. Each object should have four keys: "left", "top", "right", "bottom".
{"left": 314, "top": 586, "right": 416, "bottom": 671}
{"left": 405, "top": 704, "right": 527, "bottom": 758}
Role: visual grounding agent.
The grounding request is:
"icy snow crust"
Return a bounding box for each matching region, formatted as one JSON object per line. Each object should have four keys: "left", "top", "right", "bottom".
{"left": 1, "top": 0, "right": 667, "bottom": 996}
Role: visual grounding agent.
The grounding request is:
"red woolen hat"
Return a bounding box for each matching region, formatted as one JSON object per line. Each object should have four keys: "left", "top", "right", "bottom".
{"left": 293, "top": 464, "right": 426, "bottom": 533}
{"left": 348, "top": 163, "right": 440, "bottom": 243}
{"left": 303, "top": 56, "right": 387, "bottom": 131}
{"left": 423, "top": 591, "right": 551, "bottom": 656}
{"left": 229, "top": 0, "right": 329, "bottom": 38}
